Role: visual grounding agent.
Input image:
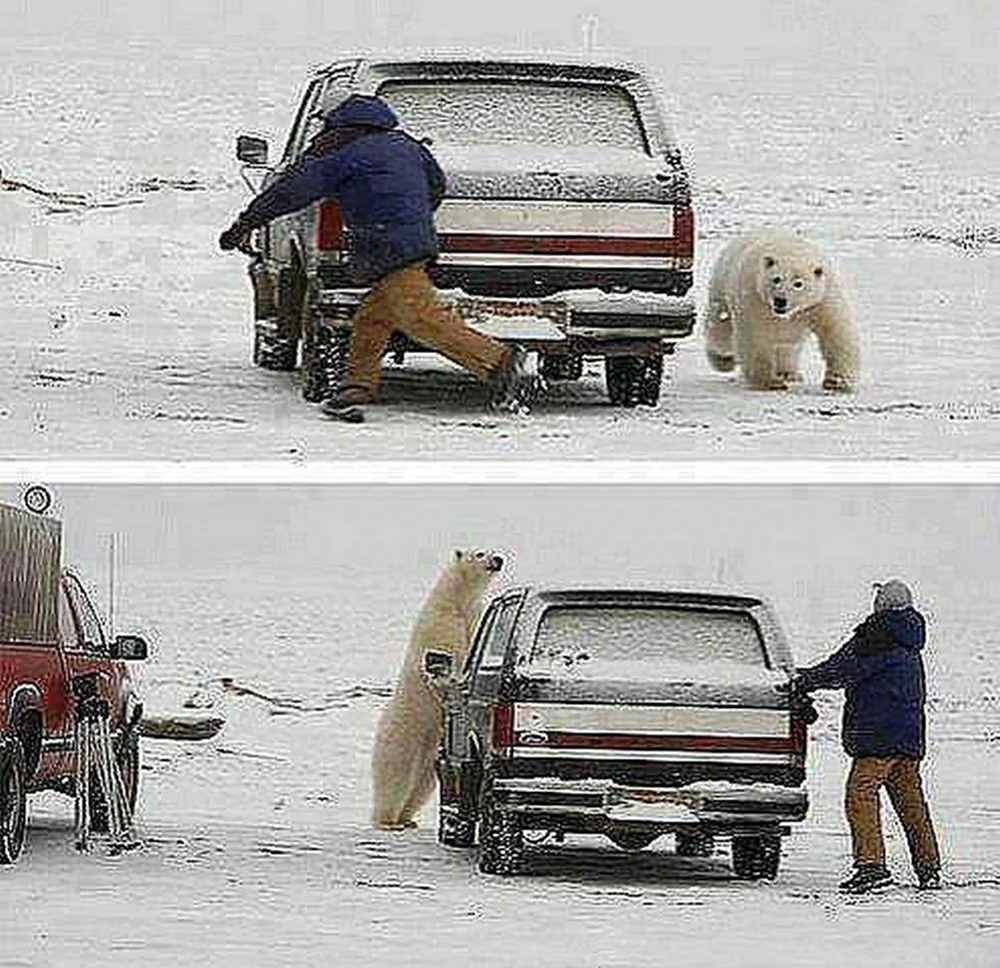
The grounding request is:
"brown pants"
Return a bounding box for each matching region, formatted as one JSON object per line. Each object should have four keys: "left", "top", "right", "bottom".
{"left": 346, "top": 263, "right": 509, "bottom": 396}
{"left": 846, "top": 756, "right": 941, "bottom": 873}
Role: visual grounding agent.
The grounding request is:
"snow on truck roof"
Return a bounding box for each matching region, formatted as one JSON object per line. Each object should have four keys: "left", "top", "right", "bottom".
{"left": 513, "top": 587, "right": 769, "bottom": 611}
{"left": 312, "top": 52, "right": 649, "bottom": 83}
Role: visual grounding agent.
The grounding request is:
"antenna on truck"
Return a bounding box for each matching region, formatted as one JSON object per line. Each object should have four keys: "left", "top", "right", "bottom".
{"left": 108, "top": 533, "right": 118, "bottom": 641}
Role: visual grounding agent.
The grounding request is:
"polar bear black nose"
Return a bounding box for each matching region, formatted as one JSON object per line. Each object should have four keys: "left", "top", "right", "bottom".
{"left": 773, "top": 296, "right": 788, "bottom": 313}
{"left": 489, "top": 554, "right": 504, "bottom": 571}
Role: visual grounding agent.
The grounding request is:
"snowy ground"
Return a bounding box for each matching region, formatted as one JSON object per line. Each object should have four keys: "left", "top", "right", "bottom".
{"left": 2, "top": 4, "right": 998, "bottom": 460}
{"left": 2, "top": 485, "right": 999, "bottom": 965}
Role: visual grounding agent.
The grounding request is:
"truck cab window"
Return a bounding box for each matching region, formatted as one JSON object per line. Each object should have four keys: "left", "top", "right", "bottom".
{"left": 58, "top": 586, "right": 80, "bottom": 650}
{"left": 64, "top": 576, "right": 107, "bottom": 655}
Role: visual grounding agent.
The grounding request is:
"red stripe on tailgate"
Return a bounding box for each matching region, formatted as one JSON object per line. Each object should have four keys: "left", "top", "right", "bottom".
{"left": 527, "top": 731, "right": 797, "bottom": 754}
{"left": 439, "top": 234, "right": 684, "bottom": 257}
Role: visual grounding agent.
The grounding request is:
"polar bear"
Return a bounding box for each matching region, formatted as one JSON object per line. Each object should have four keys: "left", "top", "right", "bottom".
{"left": 371, "top": 549, "right": 504, "bottom": 830}
{"left": 703, "top": 229, "right": 860, "bottom": 392}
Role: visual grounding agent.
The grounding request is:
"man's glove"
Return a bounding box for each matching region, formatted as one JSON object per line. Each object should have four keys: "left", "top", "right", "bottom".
{"left": 219, "top": 218, "right": 254, "bottom": 253}
{"left": 776, "top": 674, "right": 805, "bottom": 696}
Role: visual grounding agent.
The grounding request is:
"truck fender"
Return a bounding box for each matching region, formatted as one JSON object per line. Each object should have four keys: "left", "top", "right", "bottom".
{"left": 6, "top": 684, "right": 43, "bottom": 777}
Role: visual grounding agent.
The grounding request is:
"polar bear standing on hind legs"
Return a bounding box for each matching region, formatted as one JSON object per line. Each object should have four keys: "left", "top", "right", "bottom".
{"left": 703, "top": 229, "right": 860, "bottom": 392}
{"left": 371, "top": 549, "right": 504, "bottom": 830}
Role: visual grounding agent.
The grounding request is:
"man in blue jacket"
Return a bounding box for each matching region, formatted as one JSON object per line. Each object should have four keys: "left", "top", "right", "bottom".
{"left": 792, "top": 579, "right": 941, "bottom": 893}
{"left": 220, "top": 94, "right": 536, "bottom": 423}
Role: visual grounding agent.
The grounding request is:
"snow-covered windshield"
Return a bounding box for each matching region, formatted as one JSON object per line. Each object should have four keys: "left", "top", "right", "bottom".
{"left": 377, "top": 80, "right": 648, "bottom": 152}
{"left": 527, "top": 606, "right": 768, "bottom": 677}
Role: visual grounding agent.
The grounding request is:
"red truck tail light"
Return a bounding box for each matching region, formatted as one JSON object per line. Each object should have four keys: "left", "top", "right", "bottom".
{"left": 317, "top": 199, "right": 344, "bottom": 251}
{"left": 492, "top": 703, "right": 514, "bottom": 752}
{"left": 789, "top": 696, "right": 815, "bottom": 767}
{"left": 673, "top": 204, "right": 694, "bottom": 258}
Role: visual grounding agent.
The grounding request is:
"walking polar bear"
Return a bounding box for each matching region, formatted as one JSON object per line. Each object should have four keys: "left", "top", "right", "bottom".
{"left": 703, "top": 229, "right": 860, "bottom": 392}
{"left": 371, "top": 549, "right": 504, "bottom": 830}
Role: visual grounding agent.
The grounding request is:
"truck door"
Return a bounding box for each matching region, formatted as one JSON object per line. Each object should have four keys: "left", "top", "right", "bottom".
{"left": 468, "top": 593, "right": 526, "bottom": 764}
{"left": 61, "top": 573, "right": 124, "bottom": 729}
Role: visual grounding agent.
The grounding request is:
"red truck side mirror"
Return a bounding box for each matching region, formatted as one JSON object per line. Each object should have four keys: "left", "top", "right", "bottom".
{"left": 110, "top": 635, "right": 148, "bottom": 661}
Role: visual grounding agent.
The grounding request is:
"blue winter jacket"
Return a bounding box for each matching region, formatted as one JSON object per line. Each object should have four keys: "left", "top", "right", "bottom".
{"left": 240, "top": 96, "right": 447, "bottom": 285}
{"left": 796, "top": 607, "right": 928, "bottom": 759}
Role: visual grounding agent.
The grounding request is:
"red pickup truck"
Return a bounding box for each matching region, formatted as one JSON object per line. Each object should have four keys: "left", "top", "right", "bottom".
{"left": 0, "top": 502, "right": 148, "bottom": 864}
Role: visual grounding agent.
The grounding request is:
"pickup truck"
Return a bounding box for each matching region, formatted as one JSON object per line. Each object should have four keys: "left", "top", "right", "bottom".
{"left": 235, "top": 55, "right": 696, "bottom": 407}
{"left": 0, "top": 502, "right": 148, "bottom": 864}
{"left": 425, "top": 587, "right": 816, "bottom": 879}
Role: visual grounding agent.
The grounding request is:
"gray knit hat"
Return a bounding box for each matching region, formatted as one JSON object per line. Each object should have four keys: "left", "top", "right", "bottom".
{"left": 873, "top": 578, "right": 913, "bottom": 612}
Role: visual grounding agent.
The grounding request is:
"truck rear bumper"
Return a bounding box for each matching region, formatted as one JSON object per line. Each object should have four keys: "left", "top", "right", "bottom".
{"left": 491, "top": 777, "right": 808, "bottom": 829}
{"left": 312, "top": 287, "right": 696, "bottom": 347}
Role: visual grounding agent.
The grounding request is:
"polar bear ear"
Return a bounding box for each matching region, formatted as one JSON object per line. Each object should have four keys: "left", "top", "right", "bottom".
{"left": 814, "top": 266, "right": 824, "bottom": 278}
{"left": 454, "top": 549, "right": 464, "bottom": 562}
{"left": 764, "top": 256, "right": 776, "bottom": 269}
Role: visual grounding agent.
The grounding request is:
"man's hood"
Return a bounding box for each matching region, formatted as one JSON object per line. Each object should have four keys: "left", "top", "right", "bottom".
{"left": 878, "top": 607, "right": 926, "bottom": 652}
{"left": 324, "top": 95, "right": 399, "bottom": 131}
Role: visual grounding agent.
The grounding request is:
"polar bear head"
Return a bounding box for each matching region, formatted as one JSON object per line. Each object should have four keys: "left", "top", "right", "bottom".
{"left": 452, "top": 548, "right": 505, "bottom": 585}
{"left": 756, "top": 244, "right": 827, "bottom": 319}
{"left": 440, "top": 548, "right": 506, "bottom": 619}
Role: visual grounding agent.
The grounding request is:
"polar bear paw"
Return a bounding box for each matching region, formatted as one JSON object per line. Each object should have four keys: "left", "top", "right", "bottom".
{"left": 822, "top": 372, "right": 855, "bottom": 394}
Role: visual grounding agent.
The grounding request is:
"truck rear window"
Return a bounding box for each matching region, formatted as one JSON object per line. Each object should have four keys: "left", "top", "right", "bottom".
{"left": 529, "top": 606, "right": 768, "bottom": 674}
{"left": 377, "top": 79, "right": 648, "bottom": 152}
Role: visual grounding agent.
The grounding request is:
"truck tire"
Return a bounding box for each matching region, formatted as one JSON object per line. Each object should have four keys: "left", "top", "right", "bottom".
{"left": 605, "top": 354, "right": 663, "bottom": 407}
{"left": 541, "top": 354, "right": 584, "bottom": 382}
{"left": 301, "top": 322, "right": 351, "bottom": 403}
{"left": 438, "top": 807, "right": 477, "bottom": 848}
{"left": 253, "top": 267, "right": 305, "bottom": 371}
{"left": 253, "top": 322, "right": 299, "bottom": 372}
{"left": 0, "top": 738, "right": 27, "bottom": 865}
{"left": 90, "top": 731, "right": 140, "bottom": 833}
{"left": 477, "top": 789, "right": 524, "bottom": 876}
{"left": 676, "top": 831, "right": 714, "bottom": 857}
{"left": 731, "top": 834, "right": 781, "bottom": 880}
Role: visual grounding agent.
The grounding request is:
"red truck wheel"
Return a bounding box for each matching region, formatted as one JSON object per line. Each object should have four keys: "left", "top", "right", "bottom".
{"left": 0, "top": 739, "right": 27, "bottom": 865}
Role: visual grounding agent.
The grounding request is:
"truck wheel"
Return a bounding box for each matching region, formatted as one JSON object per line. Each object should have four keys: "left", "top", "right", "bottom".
{"left": 541, "top": 354, "right": 583, "bottom": 382}
{"left": 0, "top": 739, "right": 27, "bottom": 865}
{"left": 731, "top": 834, "right": 781, "bottom": 880}
{"left": 605, "top": 355, "right": 664, "bottom": 407}
{"left": 438, "top": 807, "right": 477, "bottom": 848}
{"left": 253, "top": 323, "right": 299, "bottom": 371}
{"left": 676, "top": 831, "right": 714, "bottom": 857}
{"left": 302, "top": 323, "right": 351, "bottom": 403}
{"left": 253, "top": 267, "right": 305, "bottom": 371}
{"left": 90, "top": 731, "right": 140, "bottom": 833}
{"left": 608, "top": 828, "right": 659, "bottom": 851}
{"left": 477, "top": 790, "right": 524, "bottom": 876}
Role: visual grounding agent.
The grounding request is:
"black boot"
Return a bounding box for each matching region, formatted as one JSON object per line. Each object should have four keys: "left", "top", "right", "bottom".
{"left": 839, "top": 864, "right": 893, "bottom": 894}
{"left": 321, "top": 385, "right": 374, "bottom": 423}
{"left": 487, "top": 345, "right": 544, "bottom": 415}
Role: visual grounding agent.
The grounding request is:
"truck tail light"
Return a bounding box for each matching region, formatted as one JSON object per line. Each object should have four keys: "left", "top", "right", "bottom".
{"left": 317, "top": 199, "right": 344, "bottom": 252}
{"left": 789, "top": 696, "right": 815, "bottom": 767}
{"left": 673, "top": 204, "right": 694, "bottom": 258}
{"left": 492, "top": 703, "right": 514, "bottom": 752}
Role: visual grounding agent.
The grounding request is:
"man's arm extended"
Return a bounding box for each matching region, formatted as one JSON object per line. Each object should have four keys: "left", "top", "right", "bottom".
{"left": 241, "top": 153, "right": 348, "bottom": 228}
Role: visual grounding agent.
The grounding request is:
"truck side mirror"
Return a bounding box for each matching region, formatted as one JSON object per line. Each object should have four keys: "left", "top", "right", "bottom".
{"left": 236, "top": 134, "right": 269, "bottom": 166}
{"left": 424, "top": 650, "right": 454, "bottom": 679}
{"left": 111, "top": 634, "right": 148, "bottom": 661}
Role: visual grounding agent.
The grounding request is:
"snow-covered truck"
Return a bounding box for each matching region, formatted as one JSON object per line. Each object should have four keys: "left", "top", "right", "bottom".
{"left": 425, "top": 588, "right": 816, "bottom": 878}
{"left": 0, "top": 502, "right": 147, "bottom": 864}
{"left": 235, "top": 56, "right": 696, "bottom": 406}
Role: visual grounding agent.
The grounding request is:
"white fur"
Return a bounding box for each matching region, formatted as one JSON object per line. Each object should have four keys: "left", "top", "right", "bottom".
{"left": 703, "top": 229, "right": 860, "bottom": 392}
{"left": 370, "top": 550, "right": 502, "bottom": 830}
